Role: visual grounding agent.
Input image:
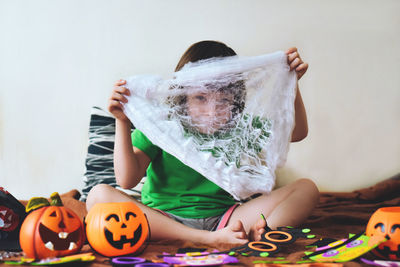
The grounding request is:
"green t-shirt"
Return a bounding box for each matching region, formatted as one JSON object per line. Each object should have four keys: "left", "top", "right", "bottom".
{"left": 131, "top": 130, "right": 236, "bottom": 219}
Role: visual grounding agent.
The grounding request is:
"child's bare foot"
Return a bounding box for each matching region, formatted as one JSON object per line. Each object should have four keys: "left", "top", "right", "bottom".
{"left": 249, "top": 218, "right": 267, "bottom": 241}
{"left": 205, "top": 220, "right": 248, "bottom": 246}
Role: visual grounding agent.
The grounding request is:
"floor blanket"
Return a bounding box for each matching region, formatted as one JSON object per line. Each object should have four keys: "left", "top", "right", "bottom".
{"left": 3, "top": 174, "right": 399, "bottom": 266}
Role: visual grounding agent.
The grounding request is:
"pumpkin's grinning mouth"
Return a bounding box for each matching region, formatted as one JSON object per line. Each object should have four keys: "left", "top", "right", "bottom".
{"left": 104, "top": 224, "right": 142, "bottom": 249}
{"left": 38, "top": 223, "right": 81, "bottom": 251}
{"left": 375, "top": 245, "right": 400, "bottom": 258}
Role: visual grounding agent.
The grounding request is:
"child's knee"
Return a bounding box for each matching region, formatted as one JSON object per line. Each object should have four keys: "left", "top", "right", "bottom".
{"left": 85, "top": 184, "right": 114, "bottom": 211}
{"left": 294, "top": 178, "right": 319, "bottom": 202}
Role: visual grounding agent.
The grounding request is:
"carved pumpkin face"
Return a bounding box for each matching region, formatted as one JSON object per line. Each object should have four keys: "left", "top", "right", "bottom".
{"left": 85, "top": 202, "right": 149, "bottom": 257}
{"left": 19, "top": 206, "right": 85, "bottom": 259}
{"left": 366, "top": 207, "right": 400, "bottom": 260}
{"left": 0, "top": 187, "right": 27, "bottom": 251}
{"left": 0, "top": 206, "right": 19, "bottom": 232}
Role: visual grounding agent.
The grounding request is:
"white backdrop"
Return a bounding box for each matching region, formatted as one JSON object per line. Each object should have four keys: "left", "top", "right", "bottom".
{"left": 0, "top": 0, "right": 399, "bottom": 199}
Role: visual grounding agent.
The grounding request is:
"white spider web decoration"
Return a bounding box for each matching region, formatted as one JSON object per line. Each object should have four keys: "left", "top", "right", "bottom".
{"left": 123, "top": 51, "right": 297, "bottom": 200}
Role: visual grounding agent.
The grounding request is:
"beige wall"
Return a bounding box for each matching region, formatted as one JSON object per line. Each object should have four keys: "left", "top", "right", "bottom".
{"left": 0, "top": 0, "right": 399, "bottom": 199}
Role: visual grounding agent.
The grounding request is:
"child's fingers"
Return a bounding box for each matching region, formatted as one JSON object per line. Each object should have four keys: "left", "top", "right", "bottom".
{"left": 289, "top": 57, "right": 301, "bottom": 70}
{"left": 288, "top": 51, "right": 299, "bottom": 64}
{"left": 114, "top": 79, "right": 126, "bottom": 86}
{"left": 111, "top": 92, "right": 128, "bottom": 103}
{"left": 285, "top": 47, "right": 307, "bottom": 78}
{"left": 296, "top": 63, "right": 309, "bottom": 80}
{"left": 113, "top": 85, "right": 131, "bottom": 96}
{"left": 285, "top": 47, "right": 298, "bottom": 55}
{"left": 296, "top": 62, "right": 308, "bottom": 72}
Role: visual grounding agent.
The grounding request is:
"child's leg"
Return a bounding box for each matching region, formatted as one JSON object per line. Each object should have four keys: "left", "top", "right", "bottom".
{"left": 85, "top": 184, "right": 248, "bottom": 245}
{"left": 227, "top": 178, "right": 319, "bottom": 241}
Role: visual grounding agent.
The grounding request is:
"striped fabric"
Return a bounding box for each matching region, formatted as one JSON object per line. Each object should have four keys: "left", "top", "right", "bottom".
{"left": 80, "top": 106, "right": 145, "bottom": 202}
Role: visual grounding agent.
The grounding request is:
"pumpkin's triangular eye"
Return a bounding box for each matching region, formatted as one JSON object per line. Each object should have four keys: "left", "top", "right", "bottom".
{"left": 126, "top": 212, "right": 137, "bottom": 220}
{"left": 50, "top": 211, "right": 57, "bottom": 217}
{"left": 391, "top": 224, "right": 400, "bottom": 234}
{"left": 374, "top": 222, "right": 385, "bottom": 233}
{"left": 106, "top": 214, "right": 119, "bottom": 222}
{"left": 67, "top": 212, "right": 74, "bottom": 218}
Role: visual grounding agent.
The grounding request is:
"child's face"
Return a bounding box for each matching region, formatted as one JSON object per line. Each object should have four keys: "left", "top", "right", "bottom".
{"left": 186, "top": 91, "right": 234, "bottom": 134}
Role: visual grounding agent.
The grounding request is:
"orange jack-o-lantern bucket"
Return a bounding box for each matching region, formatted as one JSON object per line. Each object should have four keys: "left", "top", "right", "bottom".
{"left": 366, "top": 207, "right": 400, "bottom": 260}
{"left": 85, "top": 202, "right": 149, "bottom": 257}
{"left": 19, "top": 193, "right": 85, "bottom": 259}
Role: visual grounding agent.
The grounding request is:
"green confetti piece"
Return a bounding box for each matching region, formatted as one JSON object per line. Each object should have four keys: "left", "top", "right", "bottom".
{"left": 302, "top": 228, "right": 311, "bottom": 233}
{"left": 259, "top": 252, "right": 269, "bottom": 257}
{"left": 307, "top": 234, "right": 316, "bottom": 238}
{"left": 254, "top": 258, "right": 288, "bottom": 263}
{"left": 241, "top": 252, "right": 249, "bottom": 256}
{"left": 276, "top": 257, "right": 286, "bottom": 260}
{"left": 286, "top": 226, "right": 294, "bottom": 228}
{"left": 253, "top": 261, "right": 272, "bottom": 264}
{"left": 296, "top": 260, "right": 314, "bottom": 263}
{"left": 228, "top": 251, "right": 235, "bottom": 256}
{"left": 304, "top": 251, "right": 313, "bottom": 255}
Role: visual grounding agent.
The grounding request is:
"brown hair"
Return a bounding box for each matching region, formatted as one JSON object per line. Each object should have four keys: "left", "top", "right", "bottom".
{"left": 175, "top": 40, "right": 237, "bottom": 72}
{"left": 173, "top": 41, "right": 246, "bottom": 118}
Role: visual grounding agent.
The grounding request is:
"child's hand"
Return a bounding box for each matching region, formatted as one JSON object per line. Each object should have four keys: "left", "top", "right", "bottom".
{"left": 108, "top": 79, "right": 131, "bottom": 122}
{"left": 286, "top": 47, "right": 308, "bottom": 80}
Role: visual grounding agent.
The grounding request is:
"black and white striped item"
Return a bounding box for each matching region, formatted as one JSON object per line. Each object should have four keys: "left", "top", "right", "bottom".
{"left": 80, "top": 106, "right": 145, "bottom": 202}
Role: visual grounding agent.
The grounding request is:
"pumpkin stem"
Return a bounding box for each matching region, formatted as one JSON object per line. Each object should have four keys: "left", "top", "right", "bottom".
{"left": 50, "top": 192, "right": 63, "bottom": 206}
{"left": 25, "top": 197, "right": 50, "bottom": 213}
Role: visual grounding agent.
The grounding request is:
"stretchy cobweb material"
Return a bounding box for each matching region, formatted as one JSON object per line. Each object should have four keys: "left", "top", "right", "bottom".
{"left": 123, "top": 51, "right": 297, "bottom": 200}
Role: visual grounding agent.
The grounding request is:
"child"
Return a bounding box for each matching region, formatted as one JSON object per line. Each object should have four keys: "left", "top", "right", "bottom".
{"left": 86, "top": 40, "right": 319, "bottom": 245}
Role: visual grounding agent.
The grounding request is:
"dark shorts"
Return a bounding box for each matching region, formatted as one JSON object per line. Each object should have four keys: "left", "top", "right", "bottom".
{"left": 155, "top": 204, "right": 240, "bottom": 231}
